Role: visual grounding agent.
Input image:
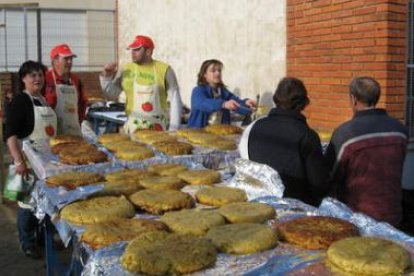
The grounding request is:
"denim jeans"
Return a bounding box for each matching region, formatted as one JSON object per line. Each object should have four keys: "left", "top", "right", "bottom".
{"left": 17, "top": 207, "right": 39, "bottom": 251}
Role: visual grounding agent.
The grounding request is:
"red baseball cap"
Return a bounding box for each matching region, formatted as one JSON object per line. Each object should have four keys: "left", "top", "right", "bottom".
{"left": 127, "top": 35, "right": 155, "bottom": 50}
{"left": 50, "top": 44, "right": 77, "bottom": 59}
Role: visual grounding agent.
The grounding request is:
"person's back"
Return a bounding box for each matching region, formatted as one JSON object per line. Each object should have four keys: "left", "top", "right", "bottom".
{"left": 325, "top": 77, "right": 408, "bottom": 226}
{"left": 247, "top": 109, "right": 327, "bottom": 205}
{"left": 239, "top": 77, "right": 328, "bottom": 206}
{"left": 326, "top": 109, "right": 407, "bottom": 225}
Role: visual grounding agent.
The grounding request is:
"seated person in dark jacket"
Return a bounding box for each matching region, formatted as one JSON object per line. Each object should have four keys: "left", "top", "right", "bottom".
{"left": 324, "top": 77, "right": 408, "bottom": 227}
{"left": 187, "top": 59, "right": 256, "bottom": 128}
{"left": 239, "top": 77, "right": 329, "bottom": 206}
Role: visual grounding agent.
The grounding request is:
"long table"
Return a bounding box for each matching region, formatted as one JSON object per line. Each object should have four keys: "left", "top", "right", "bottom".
{"left": 29, "top": 156, "right": 414, "bottom": 275}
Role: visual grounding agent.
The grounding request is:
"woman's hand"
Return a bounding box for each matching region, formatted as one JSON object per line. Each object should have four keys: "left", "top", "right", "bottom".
{"left": 245, "top": 99, "right": 257, "bottom": 108}
{"left": 222, "top": 100, "right": 240, "bottom": 111}
{"left": 15, "top": 161, "right": 29, "bottom": 179}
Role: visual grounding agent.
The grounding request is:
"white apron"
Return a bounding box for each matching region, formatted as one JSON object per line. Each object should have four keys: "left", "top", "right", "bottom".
{"left": 18, "top": 92, "right": 56, "bottom": 208}
{"left": 52, "top": 72, "right": 82, "bottom": 135}
{"left": 24, "top": 91, "right": 58, "bottom": 141}
{"left": 124, "top": 67, "right": 168, "bottom": 134}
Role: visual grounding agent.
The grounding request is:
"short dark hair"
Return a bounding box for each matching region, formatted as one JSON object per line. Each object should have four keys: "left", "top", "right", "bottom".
{"left": 349, "top": 77, "right": 380, "bottom": 107}
{"left": 18, "top": 60, "right": 47, "bottom": 90}
{"left": 197, "top": 59, "right": 225, "bottom": 87}
{"left": 273, "top": 77, "right": 310, "bottom": 111}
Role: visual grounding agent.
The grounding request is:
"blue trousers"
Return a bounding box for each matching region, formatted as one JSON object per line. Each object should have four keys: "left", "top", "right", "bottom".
{"left": 17, "top": 207, "right": 39, "bottom": 251}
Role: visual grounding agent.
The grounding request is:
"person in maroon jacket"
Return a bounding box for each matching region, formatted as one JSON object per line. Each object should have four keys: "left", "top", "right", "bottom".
{"left": 325, "top": 77, "right": 408, "bottom": 227}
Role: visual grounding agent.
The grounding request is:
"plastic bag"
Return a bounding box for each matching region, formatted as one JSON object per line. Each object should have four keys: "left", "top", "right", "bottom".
{"left": 3, "top": 165, "right": 36, "bottom": 202}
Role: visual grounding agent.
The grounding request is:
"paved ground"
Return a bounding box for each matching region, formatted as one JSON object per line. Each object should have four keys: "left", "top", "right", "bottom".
{"left": 0, "top": 201, "right": 45, "bottom": 276}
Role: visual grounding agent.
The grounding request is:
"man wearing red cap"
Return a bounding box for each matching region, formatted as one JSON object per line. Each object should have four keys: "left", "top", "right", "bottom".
{"left": 100, "top": 35, "right": 182, "bottom": 132}
{"left": 43, "top": 43, "right": 88, "bottom": 135}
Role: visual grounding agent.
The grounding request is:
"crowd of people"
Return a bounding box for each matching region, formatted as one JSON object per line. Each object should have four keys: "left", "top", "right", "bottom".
{"left": 3, "top": 34, "right": 413, "bottom": 259}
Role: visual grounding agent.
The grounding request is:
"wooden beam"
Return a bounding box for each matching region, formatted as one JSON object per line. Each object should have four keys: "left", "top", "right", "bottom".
{"left": 0, "top": 3, "right": 38, "bottom": 9}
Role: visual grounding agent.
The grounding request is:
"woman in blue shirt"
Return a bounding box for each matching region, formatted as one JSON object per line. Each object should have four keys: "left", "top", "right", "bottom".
{"left": 187, "top": 59, "right": 256, "bottom": 128}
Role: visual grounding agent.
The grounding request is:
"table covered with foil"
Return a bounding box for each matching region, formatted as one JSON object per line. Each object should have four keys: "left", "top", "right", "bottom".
{"left": 35, "top": 158, "right": 412, "bottom": 276}
{"left": 22, "top": 140, "right": 113, "bottom": 180}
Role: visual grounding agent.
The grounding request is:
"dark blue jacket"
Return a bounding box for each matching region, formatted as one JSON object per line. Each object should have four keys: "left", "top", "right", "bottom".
{"left": 246, "top": 108, "right": 328, "bottom": 206}
{"left": 187, "top": 84, "right": 249, "bottom": 128}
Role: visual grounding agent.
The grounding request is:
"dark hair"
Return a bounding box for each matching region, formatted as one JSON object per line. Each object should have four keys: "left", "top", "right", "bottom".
{"left": 197, "top": 59, "right": 225, "bottom": 87}
{"left": 18, "top": 60, "right": 47, "bottom": 90}
{"left": 349, "top": 77, "right": 380, "bottom": 107}
{"left": 273, "top": 77, "right": 310, "bottom": 111}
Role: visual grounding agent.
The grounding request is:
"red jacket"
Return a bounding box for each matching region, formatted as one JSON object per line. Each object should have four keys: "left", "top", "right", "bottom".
{"left": 43, "top": 69, "right": 88, "bottom": 123}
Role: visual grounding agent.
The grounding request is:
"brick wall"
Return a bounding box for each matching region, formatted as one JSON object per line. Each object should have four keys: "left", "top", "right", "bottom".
{"left": 287, "top": 0, "right": 408, "bottom": 131}
{"left": 0, "top": 72, "right": 14, "bottom": 120}
{"left": 76, "top": 72, "right": 104, "bottom": 100}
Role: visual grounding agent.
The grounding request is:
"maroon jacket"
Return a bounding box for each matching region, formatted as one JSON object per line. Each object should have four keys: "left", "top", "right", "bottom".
{"left": 325, "top": 109, "right": 408, "bottom": 226}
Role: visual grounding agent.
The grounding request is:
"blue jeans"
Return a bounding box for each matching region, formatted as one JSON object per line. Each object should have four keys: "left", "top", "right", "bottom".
{"left": 17, "top": 207, "right": 39, "bottom": 251}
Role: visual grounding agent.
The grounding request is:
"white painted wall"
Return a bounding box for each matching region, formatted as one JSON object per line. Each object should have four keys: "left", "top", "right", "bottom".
{"left": 118, "top": 0, "right": 286, "bottom": 108}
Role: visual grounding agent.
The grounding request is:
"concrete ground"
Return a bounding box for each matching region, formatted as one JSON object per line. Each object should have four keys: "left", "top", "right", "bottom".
{"left": 0, "top": 201, "right": 45, "bottom": 276}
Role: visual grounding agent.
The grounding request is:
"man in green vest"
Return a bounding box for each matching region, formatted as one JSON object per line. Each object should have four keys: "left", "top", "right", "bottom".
{"left": 100, "top": 35, "right": 182, "bottom": 133}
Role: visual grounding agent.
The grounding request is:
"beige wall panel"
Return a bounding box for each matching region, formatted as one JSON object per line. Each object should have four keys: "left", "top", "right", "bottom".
{"left": 118, "top": 0, "right": 286, "bottom": 107}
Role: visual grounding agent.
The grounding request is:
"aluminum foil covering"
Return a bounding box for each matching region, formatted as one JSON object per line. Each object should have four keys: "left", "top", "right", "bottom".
{"left": 201, "top": 150, "right": 240, "bottom": 171}
{"left": 75, "top": 196, "right": 414, "bottom": 275}
{"left": 81, "top": 236, "right": 326, "bottom": 276}
{"left": 150, "top": 145, "right": 240, "bottom": 171}
{"left": 318, "top": 197, "right": 414, "bottom": 251}
{"left": 254, "top": 196, "right": 318, "bottom": 221}
{"left": 31, "top": 162, "right": 125, "bottom": 217}
{"left": 81, "top": 242, "right": 287, "bottom": 276}
{"left": 227, "top": 158, "right": 284, "bottom": 200}
{"left": 22, "top": 140, "right": 113, "bottom": 179}
{"left": 36, "top": 181, "right": 105, "bottom": 211}
{"left": 30, "top": 145, "right": 414, "bottom": 275}
{"left": 81, "top": 122, "right": 98, "bottom": 144}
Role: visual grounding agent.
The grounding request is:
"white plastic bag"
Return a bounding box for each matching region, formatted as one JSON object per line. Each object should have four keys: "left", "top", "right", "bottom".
{"left": 3, "top": 165, "right": 35, "bottom": 202}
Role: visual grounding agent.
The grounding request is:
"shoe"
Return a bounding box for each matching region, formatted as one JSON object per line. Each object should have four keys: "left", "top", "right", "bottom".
{"left": 24, "top": 249, "right": 42, "bottom": 259}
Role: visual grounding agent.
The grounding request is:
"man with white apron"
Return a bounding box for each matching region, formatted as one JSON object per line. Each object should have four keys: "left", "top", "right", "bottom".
{"left": 123, "top": 65, "right": 169, "bottom": 133}
{"left": 4, "top": 60, "right": 57, "bottom": 259}
{"left": 44, "top": 44, "right": 89, "bottom": 136}
{"left": 100, "top": 35, "right": 182, "bottom": 133}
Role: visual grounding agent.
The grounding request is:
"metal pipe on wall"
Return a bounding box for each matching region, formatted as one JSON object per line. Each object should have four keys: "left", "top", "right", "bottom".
{"left": 23, "top": 7, "right": 28, "bottom": 60}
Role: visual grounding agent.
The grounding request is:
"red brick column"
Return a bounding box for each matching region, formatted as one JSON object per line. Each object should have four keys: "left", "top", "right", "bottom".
{"left": 0, "top": 72, "right": 14, "bottom": 118}
{"left": 287, "top": 0, "right": 408, "bottom": 131}
{"left": 77, "top": 72, "right": 104, "bottom": 100}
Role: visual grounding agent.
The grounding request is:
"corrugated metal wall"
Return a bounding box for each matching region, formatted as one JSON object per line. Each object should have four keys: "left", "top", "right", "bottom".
{"left": 0, "top": 6, "right": 115, "bottom": 71}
